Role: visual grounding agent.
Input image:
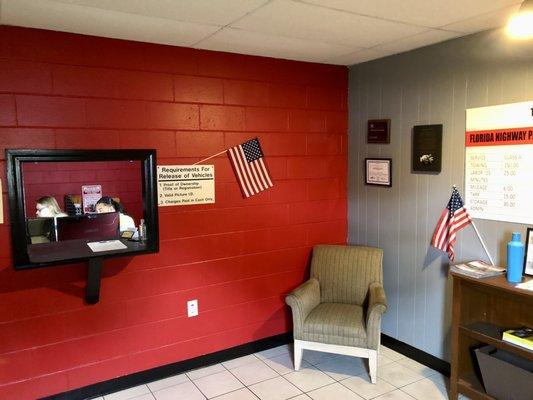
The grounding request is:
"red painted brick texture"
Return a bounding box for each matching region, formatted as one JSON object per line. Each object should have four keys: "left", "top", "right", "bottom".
{"left": 23, "top": 161, "right": 143, "bottom": 223}
{"left": 0, "top": 26, "right": 348, "bottom": 399}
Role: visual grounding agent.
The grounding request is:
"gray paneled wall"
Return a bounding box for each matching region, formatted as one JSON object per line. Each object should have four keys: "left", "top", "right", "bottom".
{"left": 348, "top": 28, "right": 533, "bottom": 361}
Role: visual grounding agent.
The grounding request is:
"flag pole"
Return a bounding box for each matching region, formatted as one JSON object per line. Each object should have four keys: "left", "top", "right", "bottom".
{"left": 470, "top": 220, "right": 495, "bottom": 266}
{"left": 453, "top": 184, "right": 496, "bottom": 266}
{"left": 193, "top": 149, "right": 228, "bottom": 165}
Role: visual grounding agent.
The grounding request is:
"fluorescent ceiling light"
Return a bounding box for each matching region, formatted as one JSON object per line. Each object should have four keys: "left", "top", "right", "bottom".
{"left": 507, "top": 0, "right": 533, "bottom": 39}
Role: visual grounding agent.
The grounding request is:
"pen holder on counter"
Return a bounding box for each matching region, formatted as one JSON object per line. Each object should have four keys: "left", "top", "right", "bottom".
{"left": 138, "top": 219, "right": 146, "bottom": 242}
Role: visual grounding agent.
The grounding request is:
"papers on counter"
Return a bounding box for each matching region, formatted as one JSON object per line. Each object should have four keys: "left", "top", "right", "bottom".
{"left": 87, "top": 240, "right": 127, "bottom": 252}
{"left": 516, "top": 279, "right": 533, "bottom": 291}
{"left": 450, "top": 260, "right": 506, "bottom": 279}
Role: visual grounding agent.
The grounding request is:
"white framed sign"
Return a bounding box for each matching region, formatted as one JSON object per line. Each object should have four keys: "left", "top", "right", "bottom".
{"left": 157, "top": 165, "right": 215, "bottom": 206}
{"left": 82, "top": 184, "right": 102, "bottom": 214}
{"left": 365, "top": 158, "right": 392, "bottom": 187}
{"left": 465, "top": 101, "right": 533, "bottom": 224}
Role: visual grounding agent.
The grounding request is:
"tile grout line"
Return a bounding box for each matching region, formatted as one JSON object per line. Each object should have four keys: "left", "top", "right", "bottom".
{"left": 189, "top": 351, "right": 283, "bottom": 399}
{"left": 187, "top": 375, "right": 208, "bottom": 399}
{"left": 227, "top": 353, "right": 303, "bottom": 399}
{"left": 107, "top": 345, "right": 453, "bottom": 400}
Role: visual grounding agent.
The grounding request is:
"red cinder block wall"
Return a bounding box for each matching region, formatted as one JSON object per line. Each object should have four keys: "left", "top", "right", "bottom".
{"left": 0, "top": 26, "right": 348, "bottom": 399}
{"left": 23, "top": 161, "right": 143, "bottom": 223}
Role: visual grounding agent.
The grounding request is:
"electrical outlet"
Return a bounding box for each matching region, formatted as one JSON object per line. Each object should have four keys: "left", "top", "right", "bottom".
{"left": 187, "top": 299, "right": 198, "bottom": 317}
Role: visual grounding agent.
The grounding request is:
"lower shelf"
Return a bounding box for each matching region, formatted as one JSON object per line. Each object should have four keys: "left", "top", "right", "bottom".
{"left": 458, "top": 373, "right": 494, "bottom": 400}
{"left": 460, "top": 322, "right": 533, "bottom": 361}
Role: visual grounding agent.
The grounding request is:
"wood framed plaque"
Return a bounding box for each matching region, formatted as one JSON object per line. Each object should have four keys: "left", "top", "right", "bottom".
{"left": 367, "top": 119, "right": 390, "bottom": 144}
{"left": 412, "top": 124, "right": 442, "bottom": 173}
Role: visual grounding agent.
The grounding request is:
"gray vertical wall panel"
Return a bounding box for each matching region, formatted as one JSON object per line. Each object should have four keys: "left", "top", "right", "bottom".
{"left": 378, "top": 67, "right": 403, "bottom": 337}
{"left": 397, "top": 76, "right": 419, "bottom": 345}
{"left": 413, "top": 73, "right": 430, "bottom": 351}
{"left": 348, "top": 28, "right": 533, "bottom": 360}
{"left": 424, "top": 70, "right": 455, "bottom": 357}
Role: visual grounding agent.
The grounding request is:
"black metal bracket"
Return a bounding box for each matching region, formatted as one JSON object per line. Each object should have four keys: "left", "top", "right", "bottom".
{"left": 86, "top": 257, "right": 103, "bottom": 304}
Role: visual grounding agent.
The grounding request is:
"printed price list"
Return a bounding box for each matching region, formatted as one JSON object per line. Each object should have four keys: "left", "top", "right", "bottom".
{"left": 465, "top": 146, "right": 533, "bottom": 224}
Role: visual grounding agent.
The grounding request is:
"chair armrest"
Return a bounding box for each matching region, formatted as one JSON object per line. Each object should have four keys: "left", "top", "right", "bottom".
{"left": 285, "top": 278, "right": 320, "bottom": 338}
{"left": 366, "top": 282, "right": 387, "bottom": 349}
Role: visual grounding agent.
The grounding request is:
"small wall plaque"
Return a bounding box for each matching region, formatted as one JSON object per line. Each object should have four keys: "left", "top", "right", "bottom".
{"left": 367, "top": 119, "right": 390, "bottom": 144}
{"left": 412, "top": 124, "right": 442, "bottom": 173}
{"left": 365, "top": 158, "right": 392, "bottom": 187}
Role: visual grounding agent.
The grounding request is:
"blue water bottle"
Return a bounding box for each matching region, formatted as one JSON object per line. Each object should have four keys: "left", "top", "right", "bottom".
{"left": 507, "top": 232, "right": 524, "bottom": 283}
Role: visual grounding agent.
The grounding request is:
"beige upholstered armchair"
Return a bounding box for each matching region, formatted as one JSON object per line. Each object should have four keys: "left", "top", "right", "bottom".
{"left": 285, "top": 244, "right": 387, "bottom": 383}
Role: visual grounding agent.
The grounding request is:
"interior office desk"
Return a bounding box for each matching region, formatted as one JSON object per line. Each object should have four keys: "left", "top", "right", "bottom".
{"left": 28, "top": 238, "right": 148, "bottom": 303}
{"left": 28, "top": 237, "right": 147, "bottom": 264}
{"left": 450, "top": 272, "right": 533, "bottom": 400}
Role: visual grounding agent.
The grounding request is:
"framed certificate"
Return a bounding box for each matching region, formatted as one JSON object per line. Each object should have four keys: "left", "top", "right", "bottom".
{"left": 524, "top": 228, "right": 533, "bottom": 276}
{"left": 365, "top": 158, "right": 392, "bottom": 187}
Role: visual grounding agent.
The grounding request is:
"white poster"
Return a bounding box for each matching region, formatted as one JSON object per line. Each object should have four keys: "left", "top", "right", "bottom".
{"left": 81, "top": 184, "right": 102, "bottom": 214}
{"left": 465, "top": 100, "right": 533, "bottom": 224}
{"left": 157, "top": 165, "right": 215, "bottom": 206}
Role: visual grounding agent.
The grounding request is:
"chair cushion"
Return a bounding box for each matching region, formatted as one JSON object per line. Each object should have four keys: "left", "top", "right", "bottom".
{"left": 301, "top": 303, "right": 368, "bottom": 347}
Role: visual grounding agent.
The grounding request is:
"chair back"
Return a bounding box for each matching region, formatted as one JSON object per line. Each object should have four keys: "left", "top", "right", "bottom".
{"left": 310, "top": 245, "right": 383, "bottom": 305}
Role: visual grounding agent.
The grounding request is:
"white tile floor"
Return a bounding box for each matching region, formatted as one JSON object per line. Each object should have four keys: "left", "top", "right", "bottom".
{"left": 93, "top": 344, "right": 471, "bottom": 400}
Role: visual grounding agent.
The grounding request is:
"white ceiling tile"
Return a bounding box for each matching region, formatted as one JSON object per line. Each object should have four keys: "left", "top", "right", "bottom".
{"left": 440, "top": 3, "right": 521, "bottom": 34}
{"left": 195, "top": 27, "right": 356, "bottom": 63}
{"left": 1, "top": 0, "right": 219, "bottom": 47}
{"left": 325, "top": 48, "right": 393, "bottom": 66}
{"left": 300, "top": 0, "right": 521, "bottom": 28}
{"left": 1, "top": 0, "right": 525, "bottom": 66}
{"left": 52, "top": 0, "right": 269, "bottom": 26}
{"left": 233, "top": 0, "right": 426, "bottom": 48}
{"left": 372, "top": 29, "right": 462, "bottom": 55}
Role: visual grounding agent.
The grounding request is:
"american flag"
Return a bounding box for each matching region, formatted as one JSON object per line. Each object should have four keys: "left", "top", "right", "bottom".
{"left": 430, "top": 187, "right": 472, "bottom": 260}
{"left": 228, "top": 138, "right": 273, "bottom": 198}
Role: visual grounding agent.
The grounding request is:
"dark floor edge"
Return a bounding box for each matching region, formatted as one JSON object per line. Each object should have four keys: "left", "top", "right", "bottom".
{"left": 381, "top": 333, "right": 451, "bottom": 377}
{"left": 41, "top": 332, "right": 292, "bottom": 400}
{"left": 43, "top": 332, "right": 449, "bottom": 399}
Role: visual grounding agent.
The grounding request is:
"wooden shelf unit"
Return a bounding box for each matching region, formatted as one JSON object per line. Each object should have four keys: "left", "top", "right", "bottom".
{"left": 450, "top": 273, "right": 533, "bottom": 400}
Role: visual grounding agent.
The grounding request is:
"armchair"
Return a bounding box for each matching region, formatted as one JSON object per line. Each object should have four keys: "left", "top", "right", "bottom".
{"left": 286, "top": 244, "right": 387, "bottom": 383}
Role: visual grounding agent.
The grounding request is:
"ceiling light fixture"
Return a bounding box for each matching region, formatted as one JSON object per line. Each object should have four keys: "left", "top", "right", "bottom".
{"left": 507, "top": 0, "right": 533, "bottom": 39}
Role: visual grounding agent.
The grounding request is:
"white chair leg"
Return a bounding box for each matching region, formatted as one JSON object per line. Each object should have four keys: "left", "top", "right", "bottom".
{"left": 294, "top": 340, "right": 303, "bottom": 371}
{"left": 368, "top": 350, "right": 377, "bottom": 383}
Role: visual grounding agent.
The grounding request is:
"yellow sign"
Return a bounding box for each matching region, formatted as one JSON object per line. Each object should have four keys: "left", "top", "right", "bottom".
{"left": 157, "top": 165, "right": 215, "bottom": 206}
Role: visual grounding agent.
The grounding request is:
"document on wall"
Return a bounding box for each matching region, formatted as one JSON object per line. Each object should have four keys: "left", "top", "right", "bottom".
{"left": 157, "top": 165, "right": 215, "bottom": 206}
{"left": 465, "top": 101, "right": 533, "bottom": 224}
{"left": 87, "top": 240, "right": 127, "bottom": 252}
{"left": 82, "top": 184, "right": 102, "bottom": 213}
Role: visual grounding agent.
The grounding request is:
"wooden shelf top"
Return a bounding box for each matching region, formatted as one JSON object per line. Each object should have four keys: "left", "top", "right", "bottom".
{"left": 451, "top": 272, "right": 533, "bottom": 298}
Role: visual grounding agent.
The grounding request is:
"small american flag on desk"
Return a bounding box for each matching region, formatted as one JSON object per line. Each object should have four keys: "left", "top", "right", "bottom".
{"left": 431, "top": 187, "right": 472, "bottom": 261}
{"left": 228, "top": 138, "right": 273, "bottom": 198}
